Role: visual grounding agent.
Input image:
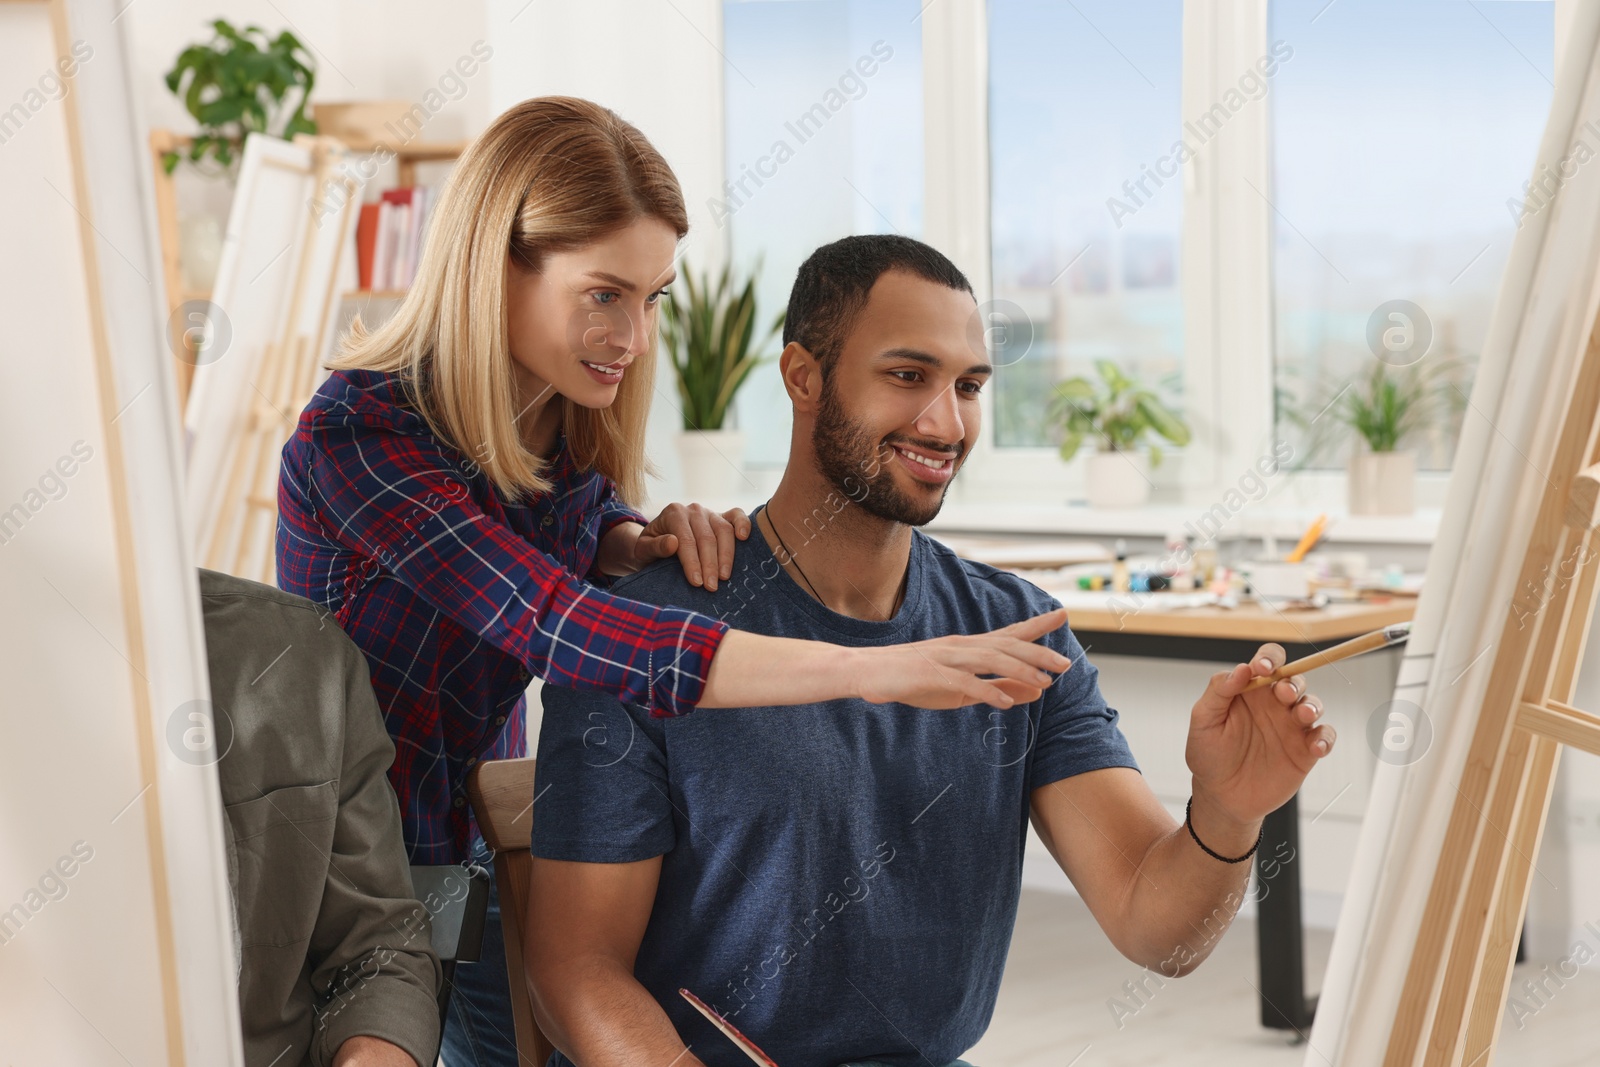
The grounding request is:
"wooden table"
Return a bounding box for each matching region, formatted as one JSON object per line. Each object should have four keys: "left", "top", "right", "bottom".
{"left": 1055, "top": 596, "right": 1415, "bottom": 645}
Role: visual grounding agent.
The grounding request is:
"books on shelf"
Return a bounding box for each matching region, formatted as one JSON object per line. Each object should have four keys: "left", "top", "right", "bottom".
{"left": 355, "top": 185, "right": 437, "bottom": 293}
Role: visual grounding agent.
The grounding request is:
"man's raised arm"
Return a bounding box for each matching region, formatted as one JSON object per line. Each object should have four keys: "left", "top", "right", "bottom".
{"left": 1029, "top": 642, "right": 1335, "bottom": 977}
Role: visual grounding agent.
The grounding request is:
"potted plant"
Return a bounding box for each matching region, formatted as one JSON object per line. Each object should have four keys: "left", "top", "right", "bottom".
{"left": 1293, "top": 359, "right": 1463, "bottom": 516}
{"left": 1050, "top": 360, "right": 1191, "bottom": 508}
{"left": 1343, "top": 360, "right": 1465, "bottom": 516}
{"left": 161, "top": 20, "right": 317, "bottom": 292}
{"left": 658, "top": 262, "right": 784, "bottom": 498}
{"left": 162, "top": 20, "right": 317, "bottom": 175}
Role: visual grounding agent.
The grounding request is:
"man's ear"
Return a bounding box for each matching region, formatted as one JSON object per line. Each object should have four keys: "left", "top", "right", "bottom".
{"left": 779, "top": 341, "right": 825, "bottom": 413}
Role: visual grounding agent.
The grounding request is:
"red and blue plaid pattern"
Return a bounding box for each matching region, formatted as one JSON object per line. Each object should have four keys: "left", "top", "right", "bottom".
{"left": 276, "top": 369, "right": 728, "bottom": 862}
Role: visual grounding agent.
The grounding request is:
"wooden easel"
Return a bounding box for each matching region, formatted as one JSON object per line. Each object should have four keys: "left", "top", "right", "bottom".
{"left": 148, "top": 129, "right": 206, "bottom": 408}
{"left": 1380, "top": 313, "right": 1600, "bottom": 1063}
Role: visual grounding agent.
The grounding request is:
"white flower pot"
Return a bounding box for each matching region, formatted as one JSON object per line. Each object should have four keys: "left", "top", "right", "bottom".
{"left": 1348, "top": 450, "right": 1415, "bottom": 516}
{"left": 676, "top": 429, "right": 746, "bottom": 499}
{"left": 1084, "top": 450, "right": 1151, "bottom": 509}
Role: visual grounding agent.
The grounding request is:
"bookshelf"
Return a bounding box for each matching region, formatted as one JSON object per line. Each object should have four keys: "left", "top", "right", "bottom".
{"left": 313, "top": 103, "right": 467, "bottom": 301}
{"left": 148, "top": 123, "right": 469, "bottom": 399}
{"left": 340, "top": 137, "right": 469, "bottom": 189}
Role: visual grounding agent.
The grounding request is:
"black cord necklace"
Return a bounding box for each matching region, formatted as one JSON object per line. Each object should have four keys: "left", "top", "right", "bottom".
{"left": 762, "top": 504, "right": 823, "bottom": 602}
{"left": 761, "top": 502, "right": 906, "bottom": 618}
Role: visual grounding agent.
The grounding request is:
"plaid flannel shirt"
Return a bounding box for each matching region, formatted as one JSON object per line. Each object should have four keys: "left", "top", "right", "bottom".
{"left": 275, "top": 369, "right": 728, "bottom": 862}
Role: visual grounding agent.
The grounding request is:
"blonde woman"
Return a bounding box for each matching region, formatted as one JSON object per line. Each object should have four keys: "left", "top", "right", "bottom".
{"left": 275, "top": 97, "right": 1068, "bottom": 1065}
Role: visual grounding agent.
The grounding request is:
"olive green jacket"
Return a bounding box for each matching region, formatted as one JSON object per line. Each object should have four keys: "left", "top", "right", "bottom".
{"left": 199, "top": 568, "right": 442, "bottom": 1067}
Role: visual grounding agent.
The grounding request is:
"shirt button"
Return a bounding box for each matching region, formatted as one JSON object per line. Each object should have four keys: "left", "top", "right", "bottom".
{"left": 494, "top": 715, "right": 506, "bottom": 725}
{"left": 541, "top": 514, "right": 555, "bottom": 528}
{"left": 466, "top": 756, "right": 478, "bottom": 767}
{"left": 453, "top": 796, "right": 465, "bottom": 808}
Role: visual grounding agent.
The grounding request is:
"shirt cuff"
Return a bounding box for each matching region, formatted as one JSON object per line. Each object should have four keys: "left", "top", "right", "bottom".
{"left": 312, "top": 965, "right": 441, "bottom": 1067}
{"left": 597, "top": 503, "right": 647, "bottom": 539}
{"left": 589, "top": 506, "right": 648, "bottom": 584}
{"left": 649, "top": 607, "right": 731, "bottom": 717}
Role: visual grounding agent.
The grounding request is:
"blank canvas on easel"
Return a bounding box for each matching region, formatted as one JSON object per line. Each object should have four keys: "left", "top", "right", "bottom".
{"left": 0, "top": 0, "right": 241, "bottom": 1062}
{"left": 1310, "top": 7, "right": 1600, "bottom": 1065}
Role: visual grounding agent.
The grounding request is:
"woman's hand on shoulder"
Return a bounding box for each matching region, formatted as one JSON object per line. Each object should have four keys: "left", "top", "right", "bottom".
{"left": 632, "top": 503, "right": 752, "bottom": 591}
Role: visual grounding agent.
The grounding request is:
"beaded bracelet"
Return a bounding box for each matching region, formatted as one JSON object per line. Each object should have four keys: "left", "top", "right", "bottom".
{"left": 1185, "top": 797, "right": 1263, "bottom": 864}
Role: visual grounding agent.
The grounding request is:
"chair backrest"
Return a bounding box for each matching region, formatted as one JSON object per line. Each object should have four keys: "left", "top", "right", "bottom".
{"left": 409, "top": 862, "right": 490, "bottom": 1030}
{"left": 467, "top": 756, "right": 557, "bottom": 1066}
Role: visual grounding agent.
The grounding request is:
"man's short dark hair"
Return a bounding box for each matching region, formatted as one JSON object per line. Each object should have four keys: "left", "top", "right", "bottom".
{"left": 784, "top": 234, "right": 973, "bottom": 376}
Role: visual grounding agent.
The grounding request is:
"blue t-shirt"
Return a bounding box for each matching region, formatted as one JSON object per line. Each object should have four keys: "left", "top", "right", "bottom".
{"left": 532, "top": 518, "right": 1139, "bottom": 1067}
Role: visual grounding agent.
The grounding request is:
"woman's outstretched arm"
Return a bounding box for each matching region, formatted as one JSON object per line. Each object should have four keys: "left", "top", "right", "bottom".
{"left": 295, "top": 415, "right": 1068, "bottom": 714}
{"left": 700, "top": 607, "right": 1073, "bottom": 710}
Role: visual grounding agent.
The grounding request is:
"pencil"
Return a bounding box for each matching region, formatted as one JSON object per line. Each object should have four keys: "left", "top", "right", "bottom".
{"left": 1242, "top": 620, "right": 1412, "bottom": 691}
{"left": 1285, "top": 513, "right": 1328, "bottom": 563}
{"left": 679, "top": 987, "right": 782, "bottom": 1067}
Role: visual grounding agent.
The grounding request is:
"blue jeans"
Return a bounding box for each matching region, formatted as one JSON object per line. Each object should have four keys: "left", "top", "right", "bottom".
{"left": 439, "top": 837, "right": 522, "bottom": 1067}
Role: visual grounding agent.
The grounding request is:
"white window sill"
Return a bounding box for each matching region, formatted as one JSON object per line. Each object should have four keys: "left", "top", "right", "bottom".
{"left": 923, "top": 501, "right": 1440, "bottom": 545}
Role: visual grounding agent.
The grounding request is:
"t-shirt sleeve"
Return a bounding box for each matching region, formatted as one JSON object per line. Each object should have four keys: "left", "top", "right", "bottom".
{"left": 530, "top": 683, "right": 676, "bottom": 863}
{"left": 1028, "top": 604, "right": 1141, "bottom": 791}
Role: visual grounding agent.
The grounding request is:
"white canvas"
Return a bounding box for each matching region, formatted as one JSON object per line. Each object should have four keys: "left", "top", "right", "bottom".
{"left": 1309, "top": 6, "right": 1600, "bottom": 1064}
{"left": 0, "top": 0, "right": 242, "bottom": 1062}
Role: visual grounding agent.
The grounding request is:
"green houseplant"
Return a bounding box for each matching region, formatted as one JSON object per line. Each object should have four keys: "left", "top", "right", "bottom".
{"left": 1049, "top": 360, "right": 1191, "bottom": 508}
{"left": 161, "top": 20, "right": 317, "bottom": 176}
{"left": 1287, "top": 358, "right": 1466, "bottom": 516}
{"left": 658, "top": 261, "right": 784, "bottom": 497}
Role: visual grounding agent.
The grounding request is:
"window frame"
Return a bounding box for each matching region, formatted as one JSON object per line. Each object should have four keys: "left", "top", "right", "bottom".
{"left": 710, "top": 0, "right": 1563, "bottom": 516}
{"left": 931, "top": 0, "right": 1465, "bottom": 514}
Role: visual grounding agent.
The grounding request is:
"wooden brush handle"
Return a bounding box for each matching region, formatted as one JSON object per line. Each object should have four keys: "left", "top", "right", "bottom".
{"left": 1242, "top": 629, "right": 1394, "bottom": 691}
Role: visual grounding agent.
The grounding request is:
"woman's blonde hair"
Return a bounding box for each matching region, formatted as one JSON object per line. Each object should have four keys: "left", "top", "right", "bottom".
{"left": 329, "top": 95, "right": 687, "bottom": 506}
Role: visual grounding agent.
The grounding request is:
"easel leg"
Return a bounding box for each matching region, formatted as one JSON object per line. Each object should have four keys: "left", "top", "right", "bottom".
{"left": 1459, "top": 735, "right": 1561, "bottom": 1067}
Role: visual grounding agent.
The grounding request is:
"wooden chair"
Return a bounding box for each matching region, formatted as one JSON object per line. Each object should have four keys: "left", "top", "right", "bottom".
{"left": 466, "top": 757, "right": 557, "bottom": 1066}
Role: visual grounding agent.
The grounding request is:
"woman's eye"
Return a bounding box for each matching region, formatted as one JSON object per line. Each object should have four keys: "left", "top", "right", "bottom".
{"left": 594, "top": 292, "right": 619, "bottom": 305}
{"left": 647, "top": 288, "right": 670, "bottom": 304}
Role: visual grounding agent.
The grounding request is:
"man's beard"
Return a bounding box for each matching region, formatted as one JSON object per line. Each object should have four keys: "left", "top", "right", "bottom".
{"left": 812, "top": 377, "right": 961, "bottom": 527}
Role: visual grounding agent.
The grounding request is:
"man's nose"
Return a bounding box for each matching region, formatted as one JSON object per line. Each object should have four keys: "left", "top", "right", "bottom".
{"left": 913, "top": 384, "right": 965, "bottom": 444}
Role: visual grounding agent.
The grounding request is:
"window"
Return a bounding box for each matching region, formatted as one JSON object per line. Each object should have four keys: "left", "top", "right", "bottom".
{"left": 1269, "top": 0, "right": 1554, "bottom": 472}
{"left": 721, "top": 0, "right": 924, "bottom": 468}
{"left": 987, "top": 0, "right": 1185, "bottom": 449}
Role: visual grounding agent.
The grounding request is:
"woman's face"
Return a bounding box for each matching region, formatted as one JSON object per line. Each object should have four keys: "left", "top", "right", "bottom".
{"left": 505, "top": 215, "right": 678, "bottom": 411}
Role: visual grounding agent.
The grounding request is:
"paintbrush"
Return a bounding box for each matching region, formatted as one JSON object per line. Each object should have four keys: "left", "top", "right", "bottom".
{"left": 1242, "top": 620, "right": 1413, "bottom": 692}
{"left": 679, "top": 987, "right": 782, "bottom": 1067}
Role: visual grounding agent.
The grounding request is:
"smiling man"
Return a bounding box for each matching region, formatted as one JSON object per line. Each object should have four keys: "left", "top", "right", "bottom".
{"left": 523, "top": 235, "right": 1337, "bottom": 1067}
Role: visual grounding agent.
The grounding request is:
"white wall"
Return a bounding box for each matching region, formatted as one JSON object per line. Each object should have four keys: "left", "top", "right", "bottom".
{"left": 126, "top": 1, "right": 492, "bottom": 136}
{"left": 125, "top": 1, "right": 493, "bottom": 227}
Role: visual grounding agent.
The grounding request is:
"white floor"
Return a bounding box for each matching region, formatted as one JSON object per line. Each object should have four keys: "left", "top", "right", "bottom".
{"left": 964, "top": 889, "right": 1600, "bottom": 1067}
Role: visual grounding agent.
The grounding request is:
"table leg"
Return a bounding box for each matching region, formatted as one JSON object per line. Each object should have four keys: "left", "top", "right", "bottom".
{"left": 1256, "top": 794, "right": 1317, "bottom": 1033}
